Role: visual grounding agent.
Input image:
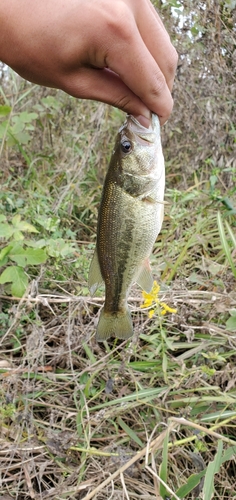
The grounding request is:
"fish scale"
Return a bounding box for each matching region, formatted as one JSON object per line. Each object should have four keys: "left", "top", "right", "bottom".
{"left": 88, "top": 114, "right": 165, "bottom": 341}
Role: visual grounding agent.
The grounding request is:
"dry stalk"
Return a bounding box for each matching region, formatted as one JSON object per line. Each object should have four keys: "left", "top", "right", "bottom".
{"left": 82, "top": 422, "right": 176, "bottom": 500}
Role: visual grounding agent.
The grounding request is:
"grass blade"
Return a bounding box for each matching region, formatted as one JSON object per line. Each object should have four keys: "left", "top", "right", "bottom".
{"left": 175, "top": 470, "right": 206, "bottom": 499}
{"left": 159, "top": 427, "right": 169, "bottom": 498}
{"left": 203, "top": 440, "right": 223, "bottom": 500}
{"left": 117, "top": 417, "right": 144, "bottom": 447}
{"left": 217, "top": 211, "right": 236, "bottom": 278}
{"left": 225, "top": 220, "right": 236, "bottom": 248}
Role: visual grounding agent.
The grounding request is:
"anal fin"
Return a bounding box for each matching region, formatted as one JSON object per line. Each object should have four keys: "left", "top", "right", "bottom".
{"left": 136, "top": 258, "right": 153, "bottom": 293}
{"left": 88, "top": 247, "right": 104, "bottom": 295}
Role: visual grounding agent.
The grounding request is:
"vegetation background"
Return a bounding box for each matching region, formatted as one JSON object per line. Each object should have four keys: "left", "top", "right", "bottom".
{"left": 0, "top": 0, "right": 235, "bottom": 499}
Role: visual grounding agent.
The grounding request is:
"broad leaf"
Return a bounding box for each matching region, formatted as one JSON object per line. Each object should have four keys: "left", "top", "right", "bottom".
{"left": 0, "top": 223, "right": 14, "bottom": 239}
{"left": 0, "top": 245, "right": 13, "bottom": 266}
{"left": 0, "top": 105, "right": 11, "bottom": 116}
{"left": 24, "top": 248, "right": 47, "bottom": 265}
{"left": 9, "top": 244, "right": 27, "bottom": 267}
{"left": 11, "top": 215, "right": 39, "bottom": 233}
{"left": 9, "top": 245, "right": 47, "bottom": 267}
{"left": 0, "top": 266, "right": 28, "bottom": 297}
{"left": 226, "top": 315, "right": 236, "bottom": 332}
{"left": 18, "top": 111, "right": 38, "bottom": 123}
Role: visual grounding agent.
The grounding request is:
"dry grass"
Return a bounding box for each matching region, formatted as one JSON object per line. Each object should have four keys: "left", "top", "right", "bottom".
{"left": 1, "top": 278, "right": 236, "bottom": 499}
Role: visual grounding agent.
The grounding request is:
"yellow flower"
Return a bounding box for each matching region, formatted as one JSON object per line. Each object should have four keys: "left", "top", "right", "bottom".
{"left": 141, "top": 280, "right": 160, "bottom": 308}
{"left": 148, "top": 309, "right": 155, "bottom": 319}
{"left": 140, "top": 292, "right": 154, "bottom": 308}
{"left": 160, "top": 302, "right": 177, "bottom": 315}
{"left": 141, "top": 280, "right": 177, "bottom": 318}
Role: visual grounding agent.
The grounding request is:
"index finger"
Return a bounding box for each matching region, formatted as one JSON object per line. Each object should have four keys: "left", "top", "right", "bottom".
{"left": 105, "top": 1, "right": 177, "bottom": 122}
{"left": 139, "top": 0, "right": 178, "bottom": 92}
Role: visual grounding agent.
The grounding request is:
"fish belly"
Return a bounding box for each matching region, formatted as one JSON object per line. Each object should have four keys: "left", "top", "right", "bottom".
{"left": 94, "top": 183, "right": 161, "bottom": 340}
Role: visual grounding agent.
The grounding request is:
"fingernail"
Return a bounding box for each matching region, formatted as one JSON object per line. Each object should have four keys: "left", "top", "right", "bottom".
{"left": 134, "top": 113, "right": 151, "bottom": 129}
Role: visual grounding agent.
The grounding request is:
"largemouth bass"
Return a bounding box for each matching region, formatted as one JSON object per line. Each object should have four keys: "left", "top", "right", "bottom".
{"left": 88, "top": 114, "right": 165, "bottom": 341}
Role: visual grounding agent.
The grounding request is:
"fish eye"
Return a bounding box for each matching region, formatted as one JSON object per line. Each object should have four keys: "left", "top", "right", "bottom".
{"left": 121, "top": 140, "right": 132, "bottom": 154}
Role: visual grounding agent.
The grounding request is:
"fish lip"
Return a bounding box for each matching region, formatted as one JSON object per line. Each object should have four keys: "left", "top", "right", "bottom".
{"left": 128, "top": 113, "right": 159, "bottom": 130}
{"left": 122, "top": 114, "right": 160, "bottom": 145}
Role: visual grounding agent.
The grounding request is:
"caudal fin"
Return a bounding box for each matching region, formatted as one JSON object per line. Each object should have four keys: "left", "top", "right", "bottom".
{"left": 96, "top": 307, "right": 133, "bottom": 342}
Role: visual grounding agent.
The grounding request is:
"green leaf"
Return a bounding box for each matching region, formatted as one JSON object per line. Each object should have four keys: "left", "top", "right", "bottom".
{"left": 13, "top": 231, "right": 24, "bottom": 241}
{"left": 41, "top": 96, "right": 61, "bottom": 110}
{"left": 0, "top": 120, "right": 8, "bottom": 139}
{"left": 0, "top": 105, "right": 11, "bottom": 116}
{"left": 159, "top": 429, "right": 169, "bottom": 498}
{"left": 128, "top": 361, "right": 160, "bottom": 371}
{"left": 225, "top": 221, "right": 236, "bottom": 248}
{"left": 0, "top": 223, "right": 14, "bottom": 239}
{"left": 220, "top": 445, "right": 236, "bottom": 465}
{"left": 9, "top": 243, "right": 27, "bottom": 267}
{"left": 8, "top": 130, "right": 31, "bottom": 145}
{"left": 12, "top": 215, "right": 39, "bottom": 233}
{"left": 8, "top": 245, "right": 47, "bottom": 267}
{"left": 162, "top": 352, "right": 168, "bottom": 378}
{"left": 203, "top": 440, "right": 223, "bottom": 499}
{"left": 226, "top": 315, "right": 236, "bottom": 332}
{"left": 24, "top": 238, "right": 47, "bottom": 248}
{"left": 18, "top": 111, "right": 38, "bottom": 123}
{"left": 0, "top": 266, "right": 28, "bottom": 297}
{"left": 0, "top": 245, "right": 12, "bottom": 266}
{"left": 46, "top": 238, "right": 74, "bottom": 258}
{"left": 17, "top": 221, "right": 39, "bottom": 233}
{"left": 217, "top": 212, "right": 236, "bottom": 278}
{"left": 117, "top": 417, "right": 143, "bottom": 447}
{"left": 11, "top": 214, "right": 21, "bottom": 226}
{"left": 11, "top": 119, "right": 24, "bottom": 134}
{"left": 224, "top": 0, "right": 236, "bottom": 10}
{"left": 35, "top": 216, "right": 60, "bottom": 232}
{"left": 175, "top": 470, "right": 206, "bottom": 498}
{"left": 24, "top": 248, "right": 47, "bottom": 265}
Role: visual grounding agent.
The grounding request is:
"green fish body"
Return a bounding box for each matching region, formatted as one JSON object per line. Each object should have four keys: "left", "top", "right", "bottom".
{"left": 89, "top": 114, "right": 165, "bottom": 341}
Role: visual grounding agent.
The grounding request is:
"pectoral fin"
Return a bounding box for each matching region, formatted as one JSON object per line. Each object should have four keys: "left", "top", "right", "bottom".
{"left": 136, "top": 258, "right": 153, "bottom": 293}
{"left": 88, "top": 247, "right": 103, "bottom": 295}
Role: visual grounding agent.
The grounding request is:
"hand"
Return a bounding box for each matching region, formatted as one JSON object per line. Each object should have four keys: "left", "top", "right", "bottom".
{"left": 0, "top": 0, "right": 178, "bottom": 125}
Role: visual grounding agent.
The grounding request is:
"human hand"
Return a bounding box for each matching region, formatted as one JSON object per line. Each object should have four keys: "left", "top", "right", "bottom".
{"left": 0, "top": 0, "right": 178, "bottom": 125}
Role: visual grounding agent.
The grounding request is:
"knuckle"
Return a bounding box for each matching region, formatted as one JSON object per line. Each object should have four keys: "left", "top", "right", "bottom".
{"left": 103, "top": 3, "right": 135, "bottom": 42}
{"left": 113, "top": 94, "right": 133, "bottom": 112}
{"left": 151, "top": 74, "right": 167, "bottom": 97}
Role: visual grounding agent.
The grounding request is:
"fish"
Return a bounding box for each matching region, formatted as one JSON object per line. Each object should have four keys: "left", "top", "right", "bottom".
{"left": 88, "top": 113, "right": 165, "bottom": 341}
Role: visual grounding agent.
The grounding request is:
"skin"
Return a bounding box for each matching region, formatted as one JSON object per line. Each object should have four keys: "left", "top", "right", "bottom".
{"left": 0, "top": 0, "right": 178, "bottom": 126}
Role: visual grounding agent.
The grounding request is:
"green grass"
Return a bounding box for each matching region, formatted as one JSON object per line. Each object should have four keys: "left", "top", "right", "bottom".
{"left": 0, "top": 69, "right": 236, "bottom": 500}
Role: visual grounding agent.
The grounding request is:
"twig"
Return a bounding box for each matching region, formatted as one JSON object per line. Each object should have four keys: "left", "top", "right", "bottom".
{"left": 83, "top": 422, "right": 176, "bottom": 500}
{"left": 169, "top": 417, "right": 236, "bottom": 446}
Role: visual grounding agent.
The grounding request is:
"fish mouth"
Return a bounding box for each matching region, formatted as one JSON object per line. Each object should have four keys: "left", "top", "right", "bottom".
{"left": 125, "top": 114, "right": 160, "bottom": 146}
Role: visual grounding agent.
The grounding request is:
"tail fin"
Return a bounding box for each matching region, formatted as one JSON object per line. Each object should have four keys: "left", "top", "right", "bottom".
{"left": 96, "top": 307, "right": 133, "bottom": 342}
